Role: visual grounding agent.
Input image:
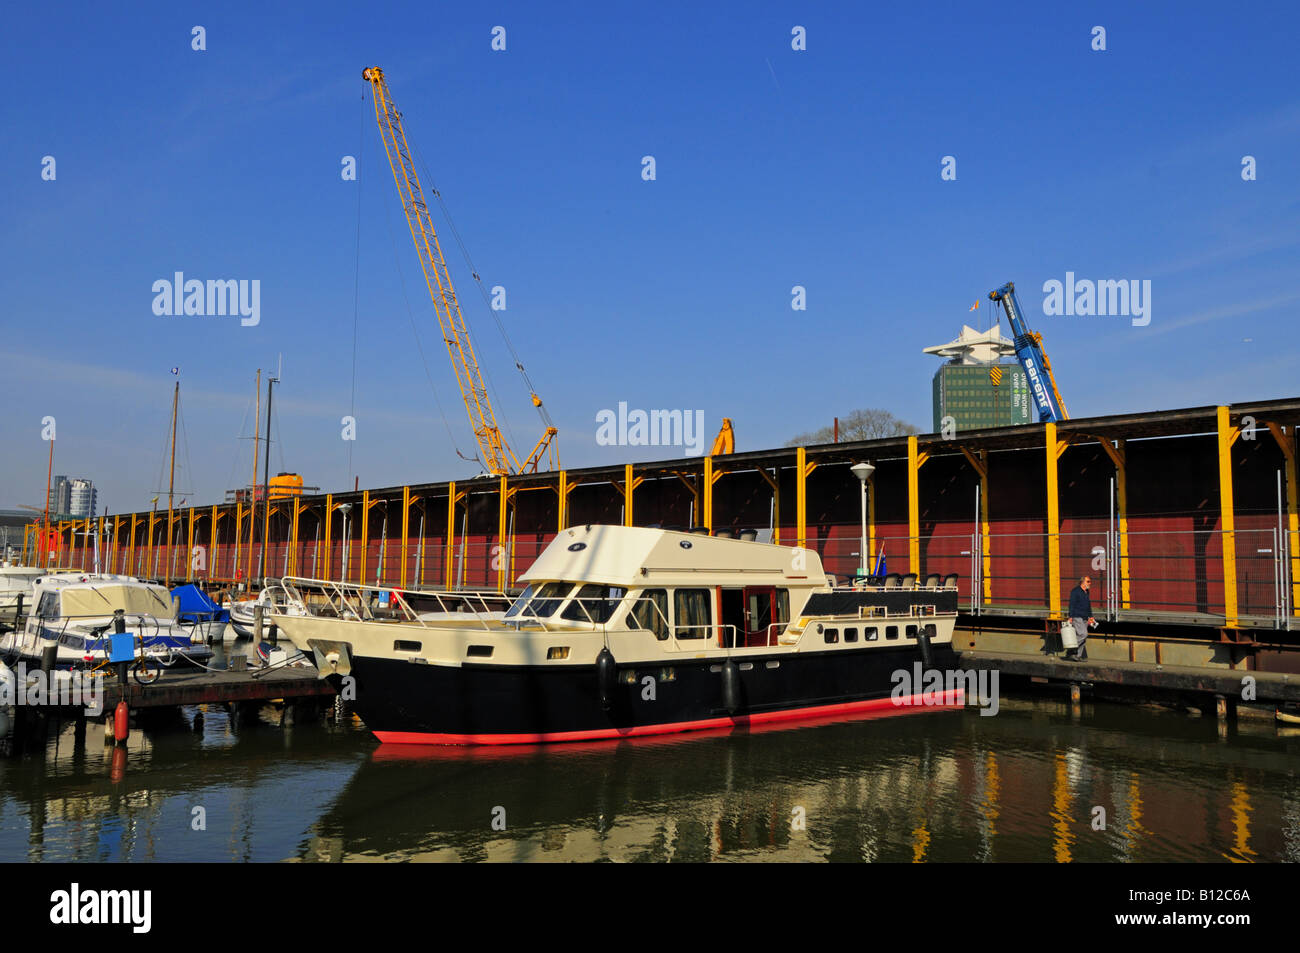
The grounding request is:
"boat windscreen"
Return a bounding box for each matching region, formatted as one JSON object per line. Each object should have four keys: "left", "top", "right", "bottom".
{"left": 561, "top": 585, "right": 628, "bottom": 623}
{"left": 508, "top": 582, "right": 573, "bottom": 619}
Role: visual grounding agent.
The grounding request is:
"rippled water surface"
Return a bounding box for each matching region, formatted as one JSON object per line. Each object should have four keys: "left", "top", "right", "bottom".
{"left": 3, "top": 697, "right": 1299, "bottom": 862}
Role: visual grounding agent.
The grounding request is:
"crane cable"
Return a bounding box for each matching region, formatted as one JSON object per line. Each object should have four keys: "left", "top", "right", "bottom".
{"left": 408, "top": 139, "right": 557, "bottom": 437}
{"left": 405, "top": 139, "right": 523, "bottom": 460}
{"left": 348, "top": 90, "right": 365, "bottom": 488}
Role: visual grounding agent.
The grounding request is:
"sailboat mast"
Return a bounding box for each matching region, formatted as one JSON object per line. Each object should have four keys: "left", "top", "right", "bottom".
{"left": 246, "top": 368, "right": 261, "bottom": 584}
{"left": 166, "top": 380, "right": 178, "bottom": 582}
{"left": 259, "top": 375, "right": 275, "bottom": 583}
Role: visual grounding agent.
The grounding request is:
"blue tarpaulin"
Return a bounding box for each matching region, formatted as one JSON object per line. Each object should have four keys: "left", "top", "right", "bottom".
{"left": 171, "top": 584, "right": 229, "bottom": 623}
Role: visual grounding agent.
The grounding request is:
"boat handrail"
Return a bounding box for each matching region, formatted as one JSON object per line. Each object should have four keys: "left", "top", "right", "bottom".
{"left": 282, "top": 576, "right": 512, "bottom": 630}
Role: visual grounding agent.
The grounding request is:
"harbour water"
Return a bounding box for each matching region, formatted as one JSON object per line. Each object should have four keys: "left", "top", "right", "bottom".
{"left": 4, "top": 694, "right": 1299, "bottom": 862}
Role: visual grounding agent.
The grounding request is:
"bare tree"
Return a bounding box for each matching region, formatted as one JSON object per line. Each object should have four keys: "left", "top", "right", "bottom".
{"left": 786, "top": 408, "right": 918, "bottom": 446}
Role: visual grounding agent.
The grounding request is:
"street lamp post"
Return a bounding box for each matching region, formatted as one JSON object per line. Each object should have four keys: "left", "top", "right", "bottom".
{"left": 850, "top": 462, "right": 875, "bottom": 580}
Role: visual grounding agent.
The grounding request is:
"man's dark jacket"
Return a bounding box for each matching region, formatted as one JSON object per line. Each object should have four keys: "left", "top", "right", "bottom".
{"left": 1068, "top": 585, "right": 1091, "bottom": 619}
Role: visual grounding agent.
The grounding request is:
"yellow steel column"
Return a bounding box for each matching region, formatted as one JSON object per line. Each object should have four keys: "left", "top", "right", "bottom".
{"left": 796, "top": 447, "right": 807, "bottom": 550}
{"left": 400, "top": 485, "right": 411, "bottom": 588}
{"left": 1217, "top": 406, "right": 1240, "bottom": 628}
{"left": 703, "top": 456, "right": 713, "bottom": 532}
{"left": 1046, "top": 423, "right": 1062, "bottom": 620}
{"left": 498, "top": 476, "right": 509, "bottom": 591}
{"left": 232, "top": 503, "right": 243, "bottom": 579}
{"left": 147, "top": 511, "right": 157, "bottom": 578}
{"left": 210, "top": 506, "right": 220, "bottom": 581}
{"left": 359, "top": 490, "right": 370, "bottom": 587}
{"left": 961, "top": 447, "right": 991, "bottom": 605}
{"left": 289, "top": 500, "right": 301, "bottom": 578}
{"left": 907, "top": 436, "right": 930, "bottom": 574}
{"left": 322, "top": 495, "right": 333, "bottom": 580}
{"left": 558, "top": 470, "right": 567, "bottom": 531}
{"left": 1288, "top": 435, "right": 1300, "bottom": 617}
{"left": 1115, "top": 440, "right": 1131, "bottom": 609}
{"left": 445, "top": 482, "right": 457, "bottom": 590}
{"left": 624, "top": 464, "right": 635, "bottom": 527}
{"left": 1267, "top": 423, "right": 1300, "bottom": 618}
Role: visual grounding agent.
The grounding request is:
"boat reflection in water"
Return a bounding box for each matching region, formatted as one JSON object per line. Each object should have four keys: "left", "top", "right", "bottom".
{"left": 293, "top": 698, "right": 1300, "bottom": 863}
{"left": 5, "top": 695, "right": 1300, "bottom": 862}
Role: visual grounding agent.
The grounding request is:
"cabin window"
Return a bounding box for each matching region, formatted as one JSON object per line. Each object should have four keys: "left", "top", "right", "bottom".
{"left": 844, "top": 627, "right": 858, "bottom": 643}
{"left": 561, "top": 585, "right": 627, "bottom": 623}
{"left": 37, "top": 592, "right": 60, "bottom": 620}
{"left": 627, "top": 589, "right": 669, "bottom": 640}
{"left": 393, "top": 640, "right": 422, "bottom": 653}
{"left": 885, "top": 625, "right": 899, "bottom": 641}
{"left": 924, "top": 624, "right": 936, "bottom": 640}
{"left": 466, "top": 645, "right": 494, "bottom": 658}
{"left": 824, "top": 627, "right": 839, "bottom": 644}
{"left": 775, "top": 588, "right": 790, "bottom": 624}
{"left": 905, "top": 625, "right": 918, "bottom": 640}
{"left": 515, "top": 582, "right": 572, "bottom": 619}
{"left": 674, "top": 589, "right": 712, "bottom": 640}
{"left": 865, "top": 626, "right": 879, "bottom": 641}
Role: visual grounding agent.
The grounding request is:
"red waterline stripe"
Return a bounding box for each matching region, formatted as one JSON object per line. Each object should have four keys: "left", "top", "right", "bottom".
{"left": 373, "top": 689, "right": 965, "bottom": 746}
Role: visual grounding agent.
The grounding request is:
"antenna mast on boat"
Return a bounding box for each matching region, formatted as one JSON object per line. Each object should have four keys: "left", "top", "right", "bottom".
{"left": 166, "top": 377, "right": 179, "bottom": 582}
{"left": 257, "top": 362, "right": 279, "bottom": 584}
{"left": 245, "top": 368, "right": 261, "bottom": 584}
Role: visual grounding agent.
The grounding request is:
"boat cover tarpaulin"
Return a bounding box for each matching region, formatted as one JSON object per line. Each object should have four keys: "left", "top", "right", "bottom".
{"left": 171, "top": 584, "right": 229, "bottom": 622}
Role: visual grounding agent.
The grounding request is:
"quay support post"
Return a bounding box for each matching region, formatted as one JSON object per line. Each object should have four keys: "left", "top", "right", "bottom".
{"left": 497, "top": 476, "right": 508, "bottom": 592}
{"left": 359, "top": 490, "right": 370, "bottom": 588}
{"left": 1094, "top": 437, "right": 1132, "bottom": 610}
{"left": 796, "top": 447, "right": 818, "bottom": 551}
{"left": 400, "top": 485, "right": 410, "bottom": 588}
{"left": 960, "top": 447, "right": 991, "bottom": 606}
{"left": 1045, "top": 424, "right": 1071, "bottom": 620}
{"left": 908, "top": 436, "right": 930, "bottom": 575}
{"left": 210, "top": 506, "right": 222, "bottom": 582}
{"left": 445, "top": 483, "right": 457, "bottom": 590}
{"left": 1265, "top": 422, "right": 1300, "bottom": 620}
{"left": 615, "top": 464, "right": 643, "bottom": 529}
{"left": 322, "top": 495, "right": 333, "bottom": 581}
{"left": 757, "top": 467, "right": 781, "bottom": 546}
{"left": 1217, "top": 406, "right": 1241, "bottom": 628}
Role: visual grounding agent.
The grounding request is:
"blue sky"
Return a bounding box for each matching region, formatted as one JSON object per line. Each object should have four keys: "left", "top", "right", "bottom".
{"left": 2, "top": 0, "right": 1298, "bottom": 514}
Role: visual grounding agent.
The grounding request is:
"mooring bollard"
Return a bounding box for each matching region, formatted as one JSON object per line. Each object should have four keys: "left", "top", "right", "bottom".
{"left": 39, "top": 644, "right": 56, "bottom": 677}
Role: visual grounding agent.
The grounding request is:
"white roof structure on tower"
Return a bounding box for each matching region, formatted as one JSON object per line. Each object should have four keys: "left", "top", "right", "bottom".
{"left": 923, "top": 324, "right": 1016, "bottom": 365}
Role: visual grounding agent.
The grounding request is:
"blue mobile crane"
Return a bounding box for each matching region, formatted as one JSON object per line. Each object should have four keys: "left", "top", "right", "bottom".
{"left": 988, "top": 281, "right": 1069, "bottom": 423}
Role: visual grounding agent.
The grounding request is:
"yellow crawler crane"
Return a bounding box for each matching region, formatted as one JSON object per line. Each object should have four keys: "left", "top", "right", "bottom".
{"left": 363, "top": 66, "right": 558, "bottom": 475}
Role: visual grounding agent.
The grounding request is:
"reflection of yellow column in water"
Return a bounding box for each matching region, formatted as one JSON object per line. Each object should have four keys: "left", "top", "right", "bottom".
{"left": 1225, "top": 780, "right": 1256, "bottom": 863}
{"left": 1051, "top": 752, "right": 1074, "bottom": 863}
{"left": 1122, "top": 773, "right": 1148, "bottom": 860}
{"left": 980, "top": 752, "right": 1001, "bottom": 855}
{"left": 911, "top": 821, "right": 930, "bottom": 863}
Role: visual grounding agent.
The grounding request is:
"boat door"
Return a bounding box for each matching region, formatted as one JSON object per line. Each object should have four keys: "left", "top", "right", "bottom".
{"left": 743, "top": 586, "right": 776, "bottom": 647}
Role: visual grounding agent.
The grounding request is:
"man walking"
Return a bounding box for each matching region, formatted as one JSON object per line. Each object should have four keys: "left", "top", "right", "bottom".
{"left": 1067, "top": 575, "right": 1097, "bottom": 661}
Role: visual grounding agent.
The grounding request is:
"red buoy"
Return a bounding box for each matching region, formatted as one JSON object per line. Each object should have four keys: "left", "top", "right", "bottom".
{"left": 114, "top": 700, "right": 129, "bottom": 743}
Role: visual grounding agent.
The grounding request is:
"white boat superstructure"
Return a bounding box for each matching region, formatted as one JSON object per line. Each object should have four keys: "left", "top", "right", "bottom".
{"left": 0, "top": 565, "right": 55, "bottom": 614}
{"left": 0, "top": 573, "right": 215, "bottom": 668}
{"left": 226, "top": 581, "right": 310, "bottom": 639}
{"left": 271, "top": 525, "right": 963, "bottom": 745}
